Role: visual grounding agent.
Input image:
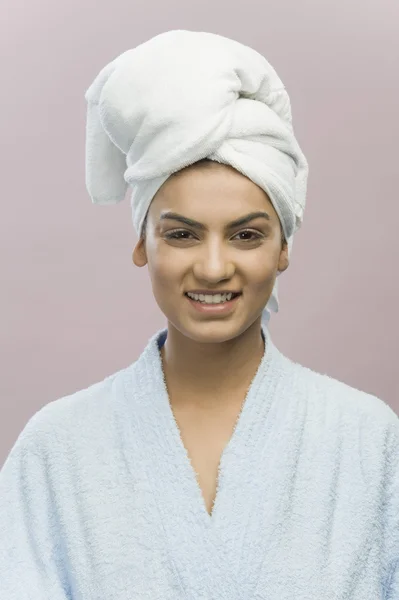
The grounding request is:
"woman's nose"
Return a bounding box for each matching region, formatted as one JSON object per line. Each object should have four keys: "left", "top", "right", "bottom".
{"left": 192, "top": 242, "right": 234, "bottom": 281}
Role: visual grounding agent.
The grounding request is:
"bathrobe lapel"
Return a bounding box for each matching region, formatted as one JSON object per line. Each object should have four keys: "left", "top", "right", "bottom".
{"left": 119, "top": 325, "right": 285, "bottom": 600}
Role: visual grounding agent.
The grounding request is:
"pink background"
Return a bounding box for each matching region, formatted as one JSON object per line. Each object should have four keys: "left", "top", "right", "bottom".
{"left": 1, "top": 0, "right": 398, "bottom": 464}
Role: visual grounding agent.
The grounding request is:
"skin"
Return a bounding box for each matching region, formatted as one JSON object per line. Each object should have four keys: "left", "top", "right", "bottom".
{"left": 132, "top": 160, "right": 289, "bottom": 411}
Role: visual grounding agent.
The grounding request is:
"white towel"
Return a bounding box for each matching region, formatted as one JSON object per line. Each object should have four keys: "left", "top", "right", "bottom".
{"left": 84, "top": 30, "right": 309, "bottom": 324}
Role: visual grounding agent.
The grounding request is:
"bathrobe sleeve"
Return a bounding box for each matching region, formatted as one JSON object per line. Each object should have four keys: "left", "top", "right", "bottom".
{"left": 383, "top": 424, "right": 399, "bottom": 600}
{"left": 0, "top": 415, "right": 72, "bottom": 599}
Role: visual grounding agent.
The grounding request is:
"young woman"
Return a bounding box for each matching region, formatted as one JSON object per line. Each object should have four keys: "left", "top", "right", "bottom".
{"left": 1, "top": 30, "right": 398, "bottom": 600}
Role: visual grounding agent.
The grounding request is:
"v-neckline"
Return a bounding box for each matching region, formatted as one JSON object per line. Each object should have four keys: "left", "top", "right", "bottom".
{"left": 153, "top": 323, "right": 270, "bottom": 526}
{"left": 120, "top": 323, "right": 284, "bottom": 600}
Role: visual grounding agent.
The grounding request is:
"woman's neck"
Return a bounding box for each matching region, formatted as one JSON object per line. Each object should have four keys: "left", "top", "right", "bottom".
{"left": 159, "top": 321, "right": 265, "bottom": 409}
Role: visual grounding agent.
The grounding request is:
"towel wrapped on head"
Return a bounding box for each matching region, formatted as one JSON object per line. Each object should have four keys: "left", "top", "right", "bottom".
{"left": 84, "top": 29, "right": 309, "bottom": 324}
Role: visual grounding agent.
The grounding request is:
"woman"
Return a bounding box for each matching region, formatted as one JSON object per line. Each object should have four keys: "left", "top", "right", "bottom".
{"left": 1, "top": 30, "right": 398, "bottom": 600}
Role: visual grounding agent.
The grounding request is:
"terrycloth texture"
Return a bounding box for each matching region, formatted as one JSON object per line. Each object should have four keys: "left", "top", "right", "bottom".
{"left": 1, "top": 325, "right": 399, "bottom": 599}
{"left": 84, "top": 30, "right": 309, "bottom": 325}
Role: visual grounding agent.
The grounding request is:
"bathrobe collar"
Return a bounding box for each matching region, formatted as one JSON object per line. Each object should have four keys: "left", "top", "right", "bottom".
{"left": 118, "top": 323, "right": 288, "bottom": 599}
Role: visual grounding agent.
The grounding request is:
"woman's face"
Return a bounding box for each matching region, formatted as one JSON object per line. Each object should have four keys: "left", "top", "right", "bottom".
{"left": 133, "top": 162, "right": 289, "bottom": 343}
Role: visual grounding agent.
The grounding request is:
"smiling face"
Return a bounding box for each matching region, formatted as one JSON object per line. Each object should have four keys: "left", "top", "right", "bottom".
{"left": 132, "top": 160, "right": 289, "bottom": 343}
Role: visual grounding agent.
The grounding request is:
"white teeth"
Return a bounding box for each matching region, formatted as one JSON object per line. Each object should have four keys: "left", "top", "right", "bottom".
{"left": 187, "top": 292, "right": 235, "bottom": 304}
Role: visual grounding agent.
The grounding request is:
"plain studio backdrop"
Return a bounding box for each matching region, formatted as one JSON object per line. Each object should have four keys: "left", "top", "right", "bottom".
{"left": 0, "top": 0, "right": 398, "bottom": 465}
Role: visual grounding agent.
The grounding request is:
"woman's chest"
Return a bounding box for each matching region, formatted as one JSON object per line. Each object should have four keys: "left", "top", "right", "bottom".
{"left": 61, "top": 446, "right": 384, "bottom": 600}
{"left": 171, "top": 401, "right": 244, "bottom": 515}
{"left": 63, "top": 365, "right": 389, "bottom": 598}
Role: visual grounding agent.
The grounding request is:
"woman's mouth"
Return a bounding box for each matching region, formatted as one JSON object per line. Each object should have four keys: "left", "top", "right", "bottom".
{"left": 184, "top": 291, "right": 242, "bottom": 314}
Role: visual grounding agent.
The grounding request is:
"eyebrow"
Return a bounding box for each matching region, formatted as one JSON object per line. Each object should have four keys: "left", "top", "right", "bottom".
{"left": 159, "top": 210, "right": 271, "bottom": 230}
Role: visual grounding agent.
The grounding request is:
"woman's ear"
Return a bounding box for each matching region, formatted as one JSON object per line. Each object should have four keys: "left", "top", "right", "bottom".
{"left": 132, "top": 238, "right": 148, "bottom": 267}
{"left": 277, "top": 240, "right": 289, "bottom": 274}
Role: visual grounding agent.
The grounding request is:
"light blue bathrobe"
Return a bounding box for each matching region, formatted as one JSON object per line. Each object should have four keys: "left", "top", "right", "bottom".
{"left": 1, "top": 325, "right": 399, "bottom": 599}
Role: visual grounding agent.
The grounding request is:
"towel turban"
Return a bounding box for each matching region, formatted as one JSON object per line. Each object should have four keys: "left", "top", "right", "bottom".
{"left": 84, "top": 30, "right": 309, "bottom": 325}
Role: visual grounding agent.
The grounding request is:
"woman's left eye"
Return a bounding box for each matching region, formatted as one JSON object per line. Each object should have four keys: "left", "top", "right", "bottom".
{"left": 234, "top": 230, "right": 263, "bottom": 241}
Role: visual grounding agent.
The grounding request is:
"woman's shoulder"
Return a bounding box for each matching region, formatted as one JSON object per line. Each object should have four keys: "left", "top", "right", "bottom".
{"left": 280, "top": 351, "right": 399, "bottom": 432}
{"left": 13, "top": 366, "right": 128, "bottom": 459}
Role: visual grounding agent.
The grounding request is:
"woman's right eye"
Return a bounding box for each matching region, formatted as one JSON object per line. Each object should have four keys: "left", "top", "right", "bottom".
{"left": 165, "top": 230, "right": 194, "bottom": 240}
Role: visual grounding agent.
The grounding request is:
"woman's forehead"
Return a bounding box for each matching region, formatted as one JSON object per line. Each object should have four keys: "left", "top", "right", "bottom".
{"left": 151, "top": 165, "right": 278, "bottom": 222}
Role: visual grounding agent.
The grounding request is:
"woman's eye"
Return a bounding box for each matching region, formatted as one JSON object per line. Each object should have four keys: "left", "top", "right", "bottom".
{"left": 233, "top": 230, "right": 263, "bottom": 241}
{"left": 165, "top": 230, "right": 195, "bottom": 240}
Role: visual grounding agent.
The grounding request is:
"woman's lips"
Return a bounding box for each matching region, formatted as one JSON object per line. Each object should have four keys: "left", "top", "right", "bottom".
{"left": 184, "top": 293, "right": 241, "bottom": 314}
